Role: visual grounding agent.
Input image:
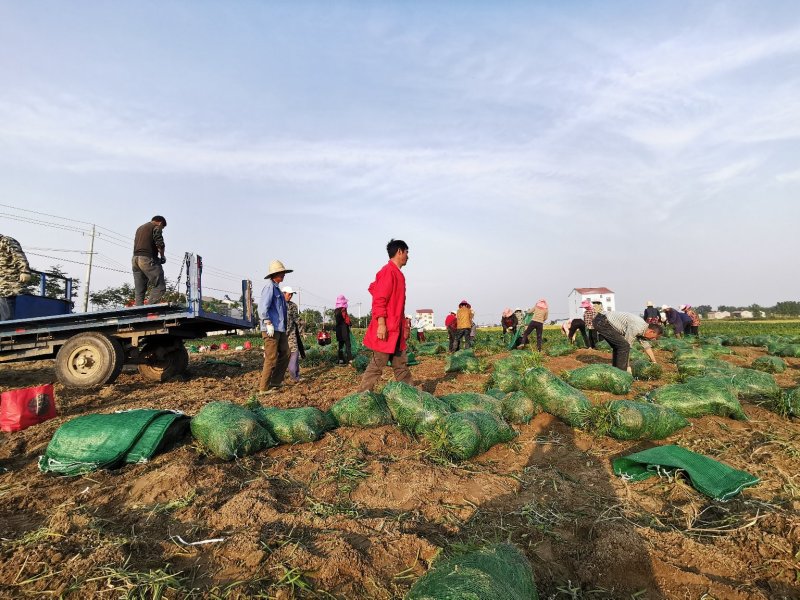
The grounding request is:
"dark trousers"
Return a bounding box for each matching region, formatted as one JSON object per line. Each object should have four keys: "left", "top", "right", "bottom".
{"left": 455, "top": 328, "right": 471, "bottom": 351}
{"left": 337, "top": 336, "right": 352, "bottom": 364}
{"left": 687, "top": 325, "right": 699, "bottom": 336}
{"left": 592, "top": 314, "right": 631, "bottom": 371}
{"left": 0, "top": 296, "right": 16, "bottom": 321}
{"left": 587, "top": 329, "right": 598, "bottom": 348}
{"left": 132, "top": 256, "right": 166, "bottom": 305}
{"left": 447, "top": 329, "right": 457, "bottom": 351}
{"left": 260, "top": 331, "right": 290, "bottom": 390}
{"left": 568, "top": 319, "right": 590, "bottom": 347}
{"left": 521, "top": 321, "right": 544, "bottom": 351}
{"left": 416, "top": 330, "right": 426, "bottom": 342}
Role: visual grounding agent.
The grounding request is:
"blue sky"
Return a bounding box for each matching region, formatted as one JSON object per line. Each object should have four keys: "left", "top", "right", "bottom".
{"left": 1, "top": 1, "right": 798, "bottom": 323}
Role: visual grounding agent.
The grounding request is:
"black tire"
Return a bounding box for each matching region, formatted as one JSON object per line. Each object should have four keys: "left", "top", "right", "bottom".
{"left": 55, "top": 332, "right": 125, "bottom": 388}
{"left": 138, "top": 345, "right": 189, "bottom": 382}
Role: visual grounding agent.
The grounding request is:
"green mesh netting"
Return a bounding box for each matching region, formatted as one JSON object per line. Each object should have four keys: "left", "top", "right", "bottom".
{"left": 484, "top": 388, "right": 506, "bottom": 400}
{"left": 613, "top": 445, "right": 759, "bottom": 500}
{"left": 329, "top": 391, "right": 394, "bottom": 428}
{"left": 646, "top": 378, "right": 747, "bottom": 420}
{"left": 563, "top": 364, "right": 633, "bottom": 395}
{"left": 699, "top": 368, "right": 781, "bottom": 400}
{"left": 406, "top": 352, "right": 419, "bottom": 366}
{"left": 439, "top": 393, "right": 504, "bottom": 416}
{"left": 521, "top": 367, "right": 590, "bottom": 428}
{"left": 751, "top": 355, "right": 787, "bottom": 373}
{"left": 383, "top": 381, "right": 452, "bottom": 435}
{"left": 445, "top": 349, "right": 482, "bottom": 373}
{"left": 545, "top": 342, "right": 575, "bottom": 357}
{"left": 675, "top": 357, "right": 736, "bottom": 379}
{"left": 416, "top": 342, "right": 448, "bottom": 355}
{"left": 39, "top": 410, "right": 189, "bottom": 476}
{"left": 597, "top": 400, "right": 688, "bottom": 440}
{"left": 424, "top": 410, "right": 517, "bottom": 460}
{"left": 252, "top": 406, "right": 335, "bottom": 444}
{"left": 772, "top": 343, "right": 800, "bottom": 358}
{"left": 352, "top": 353, "right": 370, "bottom": 373}
{"left": 500, "top": 390, "right": 541, "bottom": 424}
{"left": 406, "top": 543, "right": 538, "bottom": 600}
{"left": 673, "top": 347, "right": 731, "bottom": 362}
{"left": 190, "top": 401, "right": 276, "bottom": 460}
{"left": 656, "top": 338, "right": 692, "bottom": 352}
{"left": 631, "top": 359, "right": 663, "bottom": 380}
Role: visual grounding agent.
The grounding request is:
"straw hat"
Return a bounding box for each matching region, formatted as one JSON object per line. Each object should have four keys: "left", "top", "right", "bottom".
{"left": 646, "top": 300, "right": 654, "bottom": 307}
{"left": 265, "top": 259, "right": 293, "bottom": 279}
{"left": 661, "top": 304, "right": 670, "bottom": 311}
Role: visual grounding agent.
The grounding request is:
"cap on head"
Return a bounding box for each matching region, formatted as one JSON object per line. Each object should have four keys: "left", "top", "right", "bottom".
{"left": 282, "top": 286, "right": 294, "bottom": 295}
{"left": 646, "top": 300, "right": 653, "bottom": 307}
{"left": 661, "top": 304, "right": 670, "bottom": 311}
{"left": 265, "top": 259, "right": 293, "bottom": 279}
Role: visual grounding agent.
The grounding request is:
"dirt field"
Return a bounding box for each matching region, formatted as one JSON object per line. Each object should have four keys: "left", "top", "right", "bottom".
{"left": 1, "top": 340, "right": 799, "bottom": 599}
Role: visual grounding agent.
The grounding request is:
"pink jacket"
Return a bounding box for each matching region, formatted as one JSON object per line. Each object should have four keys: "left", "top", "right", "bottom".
{"left": 363, "top": 260, "right": 407, "bottom": 354}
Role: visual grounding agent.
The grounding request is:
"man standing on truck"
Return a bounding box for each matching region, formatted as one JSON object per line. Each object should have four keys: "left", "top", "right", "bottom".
{"left": 259, "top": 259, "right": 293, "bottom": 395}
{"left": 0, "top": 234, "right": 32, "bottom": 321}
{"left": 132, "top": 216, "right": 167, "bottom": 306}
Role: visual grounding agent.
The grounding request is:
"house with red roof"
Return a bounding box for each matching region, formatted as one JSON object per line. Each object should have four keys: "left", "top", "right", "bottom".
{"left": 568, "top": 287, "right": 615, "bottom": 320}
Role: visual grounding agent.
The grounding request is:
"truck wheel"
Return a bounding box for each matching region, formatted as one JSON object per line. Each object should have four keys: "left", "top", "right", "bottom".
{"left": 138, "top": 345, "right": 189, "bottom": 382}
{"left": 55, "top": 333, "right": 125, "bottom": 388}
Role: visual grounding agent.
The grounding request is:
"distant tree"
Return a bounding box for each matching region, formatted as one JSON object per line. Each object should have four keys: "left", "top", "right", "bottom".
{"left": 717, "top": 305, "right": 738, "bottom": 312}
{"left": 300, "top": 309, "right": 323, "bottom": 328}
{"left": 773, "top": 301, "right": 800, "bottom": 316}
{"left": 695, "top": 304, "right": 712, "bottom": 317}
{"left": 22, "top": 265, "right": 80, "bottom": 301}
{"left": 90, "top": 283, "right": 135, "bottom": 309}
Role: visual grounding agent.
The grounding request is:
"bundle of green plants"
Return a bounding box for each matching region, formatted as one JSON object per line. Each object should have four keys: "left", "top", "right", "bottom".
{"left": 190, "top": 401, "right": 276, "bottom": 460}
{"left": 328, "top": 391, "right": 394, "bottom": 428}
{"left": 631, "top": 359, "right": 663, "bottom": 380}
{"left": 251, "top": 406, "right": 335, "bottom": 444}
{"left": 645, "top": 378, "right": 747, "bottom": 420}
{"left": 563, "top": 363, "right": 633, "bottom": 395}
{"left": 383, "top": 381, "right": 452, "bottom": 435}
{"left": 439, "top": 392, "right": 504, "bottom": 416}
{"left": 445, "top": 349, "right": 483, "bottom": 373}
{"left": 750, "top": 355, "right": 787, "bottom": 374}
{"left": 584, "top": 400, "right": 688, "bottom": 440}
{"left": 521, "top": 366, "right": 591, "bottom": 427}
{"left": 424, "top": 411, "right": 517, "bottom": 460}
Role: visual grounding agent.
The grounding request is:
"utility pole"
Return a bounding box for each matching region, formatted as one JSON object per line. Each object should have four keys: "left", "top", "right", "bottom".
{"left": 82, "top": 224, "right": 96, "bottom": 312}
{"left": 356, "top": 302, "right": 362, "bottom": 326}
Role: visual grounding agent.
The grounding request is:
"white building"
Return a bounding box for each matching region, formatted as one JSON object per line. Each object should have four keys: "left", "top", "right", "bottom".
{"left": 415, "top": 308, "right": 434, "bottom": 329}
{"left": 568, "top": 287, "right": 616, "bottom": 320}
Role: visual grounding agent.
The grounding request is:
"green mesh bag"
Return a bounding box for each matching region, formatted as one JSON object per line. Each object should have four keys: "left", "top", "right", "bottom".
{"left": 406, "top": 352, "right": 420, "bottom": 366}
{"left": 501, "top": 390, "right": 541, "bottom": 424}
{"left": 439, "top": 392, "right": 504, "bottom": 416}
{"left": 563, "top": 364, "right": 633, "bottom": 395}
{"left": 675, "top": 357, "right": 735, "bottom": 379}
{"left": 252, "top": 406, "right": 335, "bottom": 444}
{"left": 521, "top": 367, "right": 590, "bottom": 427}
{"left": 352, "top": 353, "right": 370, "bottom": 373}
{"left": 190, "top": 401, "right": 276, "bottom": 460}
{"left": 425, "top": 410, "right": 517, "bottom": 460}
{"left": 631, "top": 359, "right": 663, "bottom": 380}
{"left": 416, "top": 342, "right": 447, "bottom": 355}
{"left": 545, "top": 341, "right": 575, "bottom": 357}
{"left": 39, "top": 410, "right": 189, "bottom": 476}
{"left": 383, "top": 381, "right": 452, "bottom": 435}
{"left": 484, "top": 387, "right": 506, "bottom": 400}
{"left": 647, "top": 378, "right": 747, "bottom": 420}
{"left": 701, "top": 368, "right": 781, "bottom": 400}
{"left": 751, "top": 355, "right": 787, "bottom": 374}
{"left": 489, "top": 368, "right": 522, "bottom": 392}
{"left": 445, "top": 349, "right": 482, "bottom": 373}
{"left": 406, "top": 542, "right": 538, "bottom": 600}
{"left": 673, "top": 347, "right": 730, "bottom": 362}
{"left": 329, "top": 391, "right": 394, "bottom": 428}
{"left": 597, "top": 400, "right": 689, "bottom": 440}
{"left": 656, "top": 338, "right": 692, "bottom": 352}
{"left": 772, "top": 343, "right": 800, "bottom": 358}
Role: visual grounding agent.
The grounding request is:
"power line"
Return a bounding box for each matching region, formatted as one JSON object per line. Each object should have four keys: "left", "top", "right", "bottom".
{"left": 27, "top": 252, "right": 128, "bottom": 274}
{"left": 0, "top": 212, "right": 89, "bottom": 234}
{"left": 0, "top": 202, "right": 95, "bottom": 227}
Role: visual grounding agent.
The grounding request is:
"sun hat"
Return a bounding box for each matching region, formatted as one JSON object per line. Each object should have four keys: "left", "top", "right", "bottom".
{"left": 335, "top": 295, "right": 348, "bottom": 309}
{"left": 580, "top": 300, "right": 591, "bottom": 309}
{"left": 646, "top": 300, "right": 654, "bottom": 307}
{"left": 265, "top": 259, "right": 293, "bottom": 279}
{"left": 282, "top": 286, "right": 295, "bottom": 295}
{"left": 680, "top": 304, "right": 688, "bottom": 311}
{"left": 502, "top": 308, "right": 512, "bottom": 318}
{"left": 535, "top": 299, "right": 548, "bottom": 310}
{"left": 459, "top": 299, "right": 470, "bottom": 307}
{"left": 661, "top": 304, "right": 670, "bottom": 311}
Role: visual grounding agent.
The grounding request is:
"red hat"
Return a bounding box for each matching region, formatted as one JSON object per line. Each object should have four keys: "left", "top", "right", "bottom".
{"left": 459, "top": 299, "right": 470, "bottom": 306}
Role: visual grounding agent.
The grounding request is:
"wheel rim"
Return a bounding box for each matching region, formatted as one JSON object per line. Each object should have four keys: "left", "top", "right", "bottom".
{"left": 66, "top": 343, "right": 104, "bottom": 379}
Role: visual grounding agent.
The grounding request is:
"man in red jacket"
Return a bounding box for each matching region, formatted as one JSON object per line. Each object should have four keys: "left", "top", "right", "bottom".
{"left": 357, "top": 239, "right": 413, "bottom": 392}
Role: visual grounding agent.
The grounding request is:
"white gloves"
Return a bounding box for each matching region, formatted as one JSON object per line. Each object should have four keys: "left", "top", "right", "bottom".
{"left": 264, "top": 321, "right": 275, "bottom": 337}
{"left": 19, "top": 272, "right": 31, "bottom": 283}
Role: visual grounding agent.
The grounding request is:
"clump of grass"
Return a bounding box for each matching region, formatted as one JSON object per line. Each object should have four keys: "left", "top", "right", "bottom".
{"left": 578, "top": 403, "right": 616, "bottom": 438}
{"left": 147, "top": 489, "right": 197, "bottom": 517}
{"left": 3, "top": 527, "right": 63, "bottom": 548}
{"left": 323, "top": 456, "right": 370, "bottom": 494}
{"left": 83, "top": 560, "right": 189, "bottom": 599}
{"left": 306, "top": 498, "right": 362, "bottom": 519}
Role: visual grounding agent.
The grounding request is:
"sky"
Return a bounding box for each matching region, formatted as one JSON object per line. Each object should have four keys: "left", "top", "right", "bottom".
{"left": 1, "top": 1, "right": 799, "bottom": 324}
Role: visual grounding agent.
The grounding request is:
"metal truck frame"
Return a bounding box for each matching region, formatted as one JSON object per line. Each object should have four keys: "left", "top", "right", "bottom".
{"left": 0, "top": 253, "right": 255, "bottom": 388}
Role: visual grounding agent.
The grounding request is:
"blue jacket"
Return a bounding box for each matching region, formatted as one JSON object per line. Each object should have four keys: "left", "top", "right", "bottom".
{"left": 259, "top": 280, "right": 287, "bottom": 332}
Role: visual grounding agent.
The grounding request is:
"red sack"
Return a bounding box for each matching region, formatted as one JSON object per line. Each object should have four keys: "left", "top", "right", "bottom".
{"left": 0, "top": 384, "right": 57, "bottom": 432}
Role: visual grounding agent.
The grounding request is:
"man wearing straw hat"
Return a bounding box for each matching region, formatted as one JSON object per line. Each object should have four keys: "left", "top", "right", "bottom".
{"left": 259, "top": 259, "right": 293, "bottom": 394}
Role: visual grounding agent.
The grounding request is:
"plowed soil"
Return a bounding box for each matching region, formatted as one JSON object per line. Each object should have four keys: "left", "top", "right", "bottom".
{"left": 1, "top": 342, "right": 799, "bottom": 599}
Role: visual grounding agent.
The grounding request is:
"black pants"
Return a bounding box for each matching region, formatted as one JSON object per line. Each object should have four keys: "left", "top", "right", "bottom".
{"left": 592, "top": 314, "right": 631, "bottom": 371}
{"left": 455, "top": 328, "right": 471, "bottom": 351}
{"left": 587, "top": 328, "right": 598, "bottom": 349}
{"left": 336, "top": 336, "right": 352, "bottom": 364}
{"left": 447, "top": 329, "right": 456, "bottom": 351}
{"left": 687, "top": 325, "right": 699, "bottom": 336}
{"left": 521, "top": 321, "right": 544, "bottom": 351}
{"left": 568, "top": 319, "right": 590, "bottom": 347}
